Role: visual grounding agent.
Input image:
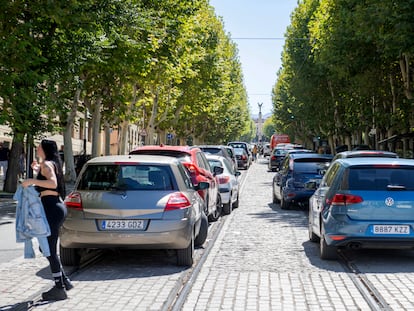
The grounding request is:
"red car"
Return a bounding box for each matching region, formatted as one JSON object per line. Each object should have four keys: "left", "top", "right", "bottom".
{"left": 130, "top": 145, "right": 223, "bottom": 222}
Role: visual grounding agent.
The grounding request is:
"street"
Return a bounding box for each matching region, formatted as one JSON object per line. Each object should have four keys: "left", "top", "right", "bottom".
{"left": 1, "top": 159, "right": 414, "bottom": 310}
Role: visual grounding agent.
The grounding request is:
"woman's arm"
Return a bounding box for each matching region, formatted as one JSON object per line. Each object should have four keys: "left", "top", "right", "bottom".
{"left": 22, "top": 161, "right": 58, "bottom": 189}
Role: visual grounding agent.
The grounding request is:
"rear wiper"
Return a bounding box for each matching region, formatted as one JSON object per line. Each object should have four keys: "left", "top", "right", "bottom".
{"left": 387, "top": 185, "right": 406, "bottom": 191}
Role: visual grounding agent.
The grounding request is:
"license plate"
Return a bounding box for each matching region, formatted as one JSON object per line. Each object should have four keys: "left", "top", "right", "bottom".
{"left": 101, "top": 220, "right": 145, "bottom": 230}
{"left": 372, "top": 225, "right": 410, "bottom": 235}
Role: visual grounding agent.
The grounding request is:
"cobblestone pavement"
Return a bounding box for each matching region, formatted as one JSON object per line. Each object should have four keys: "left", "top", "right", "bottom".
{"left": 180, "top": 160, "right": 372, "bottom": 310}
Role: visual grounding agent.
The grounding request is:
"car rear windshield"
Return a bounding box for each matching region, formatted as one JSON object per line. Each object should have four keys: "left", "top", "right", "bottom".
{"left": 200, "top": 148, "right": 222, "bottom": 155}
{"left": 77, "top": 164, "right": 174, "bottom": 191}
{"left": 344, "top": 166, "right": 414, "bottom": 190}
{"left": 293, "top": 159, "right": 331, "bottom": 174}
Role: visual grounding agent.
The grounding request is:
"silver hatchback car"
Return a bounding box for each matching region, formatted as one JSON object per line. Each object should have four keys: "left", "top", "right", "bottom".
{"left": 60, "top": 155, "right": 209, "bottom": 267}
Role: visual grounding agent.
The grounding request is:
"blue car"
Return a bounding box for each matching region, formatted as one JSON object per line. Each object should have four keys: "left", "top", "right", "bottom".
{"left": 272, "top": 153, "right": 332, "bottom": 209}
{"left": 308, "top": 157, "right": 414, "bottom": 260}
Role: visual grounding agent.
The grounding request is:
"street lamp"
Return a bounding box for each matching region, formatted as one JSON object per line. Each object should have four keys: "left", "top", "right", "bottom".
{"left": 257, "top": 103, "right": 263, "bottom": 143}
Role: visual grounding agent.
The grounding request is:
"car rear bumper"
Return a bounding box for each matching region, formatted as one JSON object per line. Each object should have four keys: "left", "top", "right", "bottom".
{"left": 60, "top": 218, "right": 193, "bottom": 249}
{"left": 283, "top": 190, "right": 314, "bottom": 204}
{"left": 326, "top": 235, "right": 414, "bottom": 249}
{"left": 324, "top": 218, "right": 414, "bottom": 249}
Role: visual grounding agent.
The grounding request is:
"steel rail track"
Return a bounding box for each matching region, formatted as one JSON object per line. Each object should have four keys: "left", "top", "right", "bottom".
{"left": 338, "top": 250, "right": 393, "bottom": 311}
{"left": 11, "top": 168, "right": 249, "bottom": 311}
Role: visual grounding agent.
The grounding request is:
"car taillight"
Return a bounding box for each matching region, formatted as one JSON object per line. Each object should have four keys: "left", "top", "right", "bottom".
{"left": 218, "top": 176, "right": 230, "bottom": 184}
{"left": 328, "top": 194, "right": 363, "bottom": 206}
{"left": 270, "top": 156, "right": 276, "bottom": 160}
{"left": 165, "top": 192, "right": 191, "bottom": 211}
{"left": 242, "top": 155, "right": 247, "bottom": 160}
{"left": 64, "top": 192, "right": 83, "bottom": 211}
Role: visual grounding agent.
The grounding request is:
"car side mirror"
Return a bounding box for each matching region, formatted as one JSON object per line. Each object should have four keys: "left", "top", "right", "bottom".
{"left": 235, "top": 171, "right": 241, "bottom": 177}
{"left": 213, "top": 166, "right": 224, "bottom": 176}
{"left": 196, "top": 181, "right": 210, "bottom": 190}
{"left": 305, "top": 180, "right": 318, "bottom": 190}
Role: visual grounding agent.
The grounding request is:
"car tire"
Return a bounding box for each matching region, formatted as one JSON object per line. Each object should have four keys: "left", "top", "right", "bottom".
{"left": 177, "top": 234, "right": 194, "bottom": 266}
{"left": 194, "top": 212, "right": 208, "bottom": 246}
{"left": 233, "top": 194, "right": 239, "bottom": 208}
{"left": 320, "top": 235, "right": 337, "bottom": 260}
{"left": 208, "top": 195, "right": 222, "bottom": 222}
{"left": 308, "top": 225, "right": 319, "bottom": 243}
{"left": 272, "top": 187, "right": 280, "bottom": 204}
{"left": 222, "top": 196, "right": 232, "bottom": 215}
{"left": 280, "top": 194, "right": 290, "bottom": 210}
{"left": 59, "top": 244, "right": 81, "bottom": 266}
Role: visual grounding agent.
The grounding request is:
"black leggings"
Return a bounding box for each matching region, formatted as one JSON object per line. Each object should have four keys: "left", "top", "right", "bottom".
{"left": 41, "top": 196, "right": 67, "bottom": 274}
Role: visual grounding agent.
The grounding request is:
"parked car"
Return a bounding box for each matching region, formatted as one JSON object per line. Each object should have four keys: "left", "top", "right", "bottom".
{"left": 268, "top": 148, "right": 288, "bottom": 172}
{"left": 263, "top": 143, "right": 271, "bottom": 157}
{"left": 197, "top": 145, "right": 237, "bottom": 172}
{"left": 223, "top": 145, "right": 238, "bottom": 171}
{"left": 60, "top": 155, "right": 210, "bottom": 267}
{"left": 269, "top": 148, "right": 314, "bottom": 172}
{"left": 233, "top": 147, "right": 250, "bottom": 170}
{"left": 228, "top": 141, "right": 252, "bottom": 166}
{"left": 272, "top": 153, "right": 332, "bottom": 209}
{"left": 206, "top": 154, "right": 241, "bottom": 215}
{"left": 129, "top": 145, "right": 223, "bottom": 222}
{"left": 331, "top": 150, "right": 398, "bottom": 162}
{"left": 308, "top": 157, "right": 414, "bottom": 260}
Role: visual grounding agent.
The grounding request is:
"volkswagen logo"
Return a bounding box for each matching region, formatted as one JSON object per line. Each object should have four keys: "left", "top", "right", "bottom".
{"left": 385, "top": 197, "right": 394, "bottom": 206}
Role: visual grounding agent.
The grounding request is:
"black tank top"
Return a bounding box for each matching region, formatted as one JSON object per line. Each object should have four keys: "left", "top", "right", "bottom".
{"left": 35, "top": 162, "right": 64, "bottom": 197}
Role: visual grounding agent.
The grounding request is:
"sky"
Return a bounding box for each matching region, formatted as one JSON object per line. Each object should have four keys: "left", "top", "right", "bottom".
{"left": 209, "top": 0, "right": 299, "bottom": 117}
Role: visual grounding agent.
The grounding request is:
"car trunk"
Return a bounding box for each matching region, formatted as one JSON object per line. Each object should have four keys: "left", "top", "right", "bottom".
{"left": 345, "top": 190, "right": 414, "bottom": 222}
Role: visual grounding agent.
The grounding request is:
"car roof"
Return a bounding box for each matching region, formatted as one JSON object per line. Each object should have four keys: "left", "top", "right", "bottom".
{"left": 129, "top": 145, "right": 201, "bottom": 156}
{"left": 197, "top": 145, "right": 226, "bottom": 149}
{"left": 288, "top": 153, "right": 332, "bottom": 160}
{"left": 335, "top": 150, "right": 398, "bottom": 158}
{"left": 86, "top": 154, "right": 179, "bottom": 165}
{"left": 205, "top": 154, "right": 226, "bottom": 160}
{"left": 337, "top": 157, "right": 414, "bottom": 167}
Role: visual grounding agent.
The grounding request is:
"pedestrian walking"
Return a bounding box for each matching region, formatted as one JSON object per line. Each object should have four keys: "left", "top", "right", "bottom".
{"left": 252, "top": 144, "right": 258, "bottom": 162}
{"left": 0, "top": 141, "right": 10, "bottom": 180}
{"left": 21, "top": 139, "right": 73, "bottom": 301}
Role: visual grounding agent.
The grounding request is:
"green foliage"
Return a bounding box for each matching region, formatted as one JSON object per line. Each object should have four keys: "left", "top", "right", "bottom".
{"left": 0, "top": 0, "right": 249, "bottom": 149}
{"left": 273, "top": 0, "right": 414, "bottom": 150}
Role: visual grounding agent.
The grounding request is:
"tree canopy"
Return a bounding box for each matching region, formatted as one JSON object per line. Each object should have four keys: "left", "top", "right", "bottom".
{"left": 0, "top": 0, "right": 250, "bottom": 191}
{"left": 273, "top": 0, "right": 414, "bottom": 154}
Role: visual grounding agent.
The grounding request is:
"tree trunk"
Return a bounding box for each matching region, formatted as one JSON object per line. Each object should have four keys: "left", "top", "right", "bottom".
{"left": 62, "top": 90, "right": 80, "bottom": 182}
{"left": 4, "top": 134, "right": 24, "bottom": 193}
{"left": 91, "top": 96, "right": 102, "bottom": 157}
{"left": 104, "top": 121, "right": 111, "bottom": 155}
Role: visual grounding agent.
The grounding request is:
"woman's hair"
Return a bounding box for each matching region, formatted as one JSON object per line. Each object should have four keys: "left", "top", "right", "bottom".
{"left": 41, "top": 139, "right": 66, "bottom": 198}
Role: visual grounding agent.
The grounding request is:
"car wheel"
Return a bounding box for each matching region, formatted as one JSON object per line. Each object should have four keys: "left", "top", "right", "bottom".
{"left": 194, "top": 212, "right": 208, "bottom": 246}
{"left": 177, "top": 234, "right": 194, "bottom": 266}
{"left": 308, "top": 211, "right": 320, "bottom": 242}
{"left": 222, "top": 196, "right": 232, "bottom": 215}
{"left": 308, "top": 224, "right": 319, "bottom": 242}
{"left": 233, "top": 194, "right": 239, "bottom": 208}
{"left": 59, "top": 244, "right": 81, "bottom": 266}
{"left": 320, "top": 235, "right": 337, "bottom": 260}
{"left": 208, "top": 195, "right": 222, "bottom": 222}
{"left": 280, "top": 194, "right": 290, "bottom": 210}
{"left": 272, "top": 187, "right": 280, "bottom": 204}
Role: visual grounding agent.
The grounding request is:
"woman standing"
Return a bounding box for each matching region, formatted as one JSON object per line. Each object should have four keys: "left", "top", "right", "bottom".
{"left": 22, "top": 139, "right": 73, "bottom": 301}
